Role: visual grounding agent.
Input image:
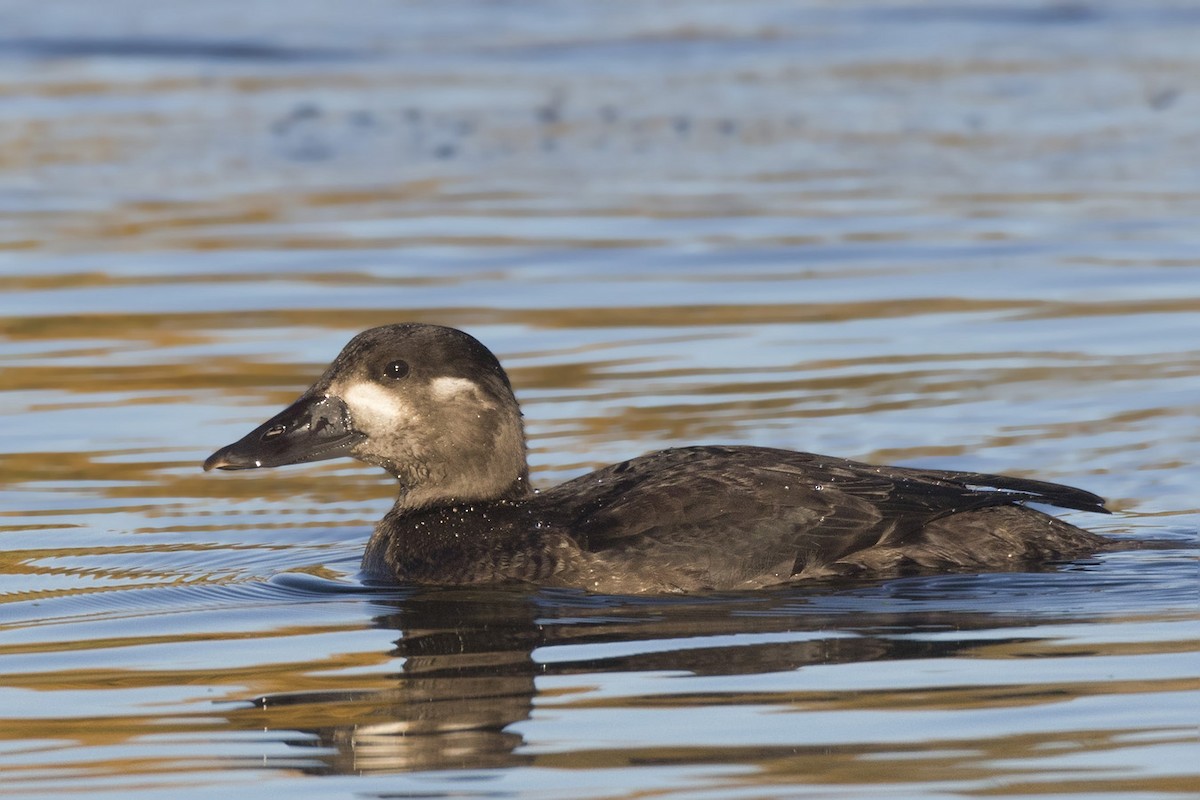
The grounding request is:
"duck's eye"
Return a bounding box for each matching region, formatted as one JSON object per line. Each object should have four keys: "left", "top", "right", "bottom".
{"left": 384, "top": 360, "right": 410, "bottom": 380}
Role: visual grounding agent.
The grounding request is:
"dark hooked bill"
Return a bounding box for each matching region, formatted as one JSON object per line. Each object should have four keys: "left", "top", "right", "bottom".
{"left": 203, "top": 394, "right": 366, "bottom": 471}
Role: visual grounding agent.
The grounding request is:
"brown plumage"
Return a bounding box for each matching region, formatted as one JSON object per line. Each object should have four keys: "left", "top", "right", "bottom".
{"left": 204, "top": 324, "right": 1113, "bottom": 594}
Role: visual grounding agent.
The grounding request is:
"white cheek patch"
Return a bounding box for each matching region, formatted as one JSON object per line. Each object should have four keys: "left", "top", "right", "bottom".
{"left": 429, "top": 376, "right": 490, "bottom": 404}
{"left": 338, "top": 381, "right": 414, "bottom": 432}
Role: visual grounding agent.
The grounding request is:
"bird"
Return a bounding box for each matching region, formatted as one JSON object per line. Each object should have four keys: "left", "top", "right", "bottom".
{"left": 204, "top": 323, "right": 1114, "bottom": 594}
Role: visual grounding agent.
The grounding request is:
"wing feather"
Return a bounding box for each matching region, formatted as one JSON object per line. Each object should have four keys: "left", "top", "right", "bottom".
{"left": 539, "top": 446, "right": 1107, "bottom": 583}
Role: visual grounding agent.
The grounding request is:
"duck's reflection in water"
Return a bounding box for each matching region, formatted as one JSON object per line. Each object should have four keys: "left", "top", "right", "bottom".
{"left": 240, "top": 579, "right": 1092, "bottom": 775}
{"left": 243, "top": 590, "right": 539, "bottom": 773}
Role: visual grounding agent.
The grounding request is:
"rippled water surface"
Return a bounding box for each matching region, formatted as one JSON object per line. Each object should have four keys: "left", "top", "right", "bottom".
{"left": 1, "top": 1, "right": 1198, "bottom": 797}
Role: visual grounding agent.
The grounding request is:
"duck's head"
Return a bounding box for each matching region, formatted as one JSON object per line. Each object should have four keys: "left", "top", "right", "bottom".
{"left": 204, "top": 324, "right": 529, "bottom": 509}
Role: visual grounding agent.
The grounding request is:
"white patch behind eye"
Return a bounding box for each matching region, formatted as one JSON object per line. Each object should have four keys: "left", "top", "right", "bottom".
{"left": 339, "top": 381, "right": 410, "bottom": 431}
{"left": 430, "top": 376, "right": 486, "bottom": 402}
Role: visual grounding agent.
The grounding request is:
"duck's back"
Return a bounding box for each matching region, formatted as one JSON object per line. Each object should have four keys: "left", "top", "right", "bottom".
{"left": 535, "top": 446, "right": 1110, "bottom": 592}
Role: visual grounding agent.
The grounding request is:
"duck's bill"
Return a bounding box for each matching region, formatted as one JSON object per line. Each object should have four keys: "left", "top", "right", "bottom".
{"left": 203, "top": 394, "right": 366, "bottom": 471}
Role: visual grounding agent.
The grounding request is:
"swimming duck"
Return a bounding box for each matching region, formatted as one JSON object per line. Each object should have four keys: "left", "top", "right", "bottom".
{"left": 204, "top": 323, "right": 1113, "bottom": 593}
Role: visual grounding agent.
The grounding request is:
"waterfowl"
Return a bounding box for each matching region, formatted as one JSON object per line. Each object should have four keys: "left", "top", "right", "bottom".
{"left": 204, "top": 323, "right": 1113, "bottom": 593}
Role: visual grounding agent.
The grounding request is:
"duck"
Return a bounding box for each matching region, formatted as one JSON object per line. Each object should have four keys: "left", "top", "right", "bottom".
{"left": 203, "top": 323, "right": 1114, "bottom": 594}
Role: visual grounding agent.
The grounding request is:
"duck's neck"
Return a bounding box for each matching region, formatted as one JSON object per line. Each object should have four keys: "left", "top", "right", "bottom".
{"left": 367, "top": 395, "right": 532, "bottom": 513}
{"left": 388, "top": 466, "right": 531, "bottom": 514}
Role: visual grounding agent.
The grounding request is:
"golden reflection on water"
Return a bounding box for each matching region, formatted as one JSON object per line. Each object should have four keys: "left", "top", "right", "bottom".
{"left": 1, "top": 3, "right": 1198, "bottom": 795}
{"left": 2, "top": 584, "right": 1194, "bottom": 792}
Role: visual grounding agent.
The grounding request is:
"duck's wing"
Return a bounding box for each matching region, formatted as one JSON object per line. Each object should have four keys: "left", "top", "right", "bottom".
{"left": 541, "top": 445, "right": 1106, "bottom": 584}
{"left": 875, "top": 463, "right": 1109, "bottom": 514}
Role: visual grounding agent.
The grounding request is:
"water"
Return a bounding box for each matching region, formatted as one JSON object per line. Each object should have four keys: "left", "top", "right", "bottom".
{"left": 1, "top": 1, "right": 1198, "bottom": 797}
